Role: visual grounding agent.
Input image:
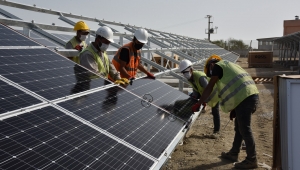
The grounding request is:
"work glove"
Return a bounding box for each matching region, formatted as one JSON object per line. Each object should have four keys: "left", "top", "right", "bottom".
{"left": 146, "top": 72, "right": 155, "bottom": 79}
{"left": 128, "top": 77, "right": 135, "bottom": 85}
{"left": 74, "top": 45, "right": 83, "bottom": 52}
{"left": 230, "top": 110, "right": 236, "bottom": 120}
{"left": 114, "top": 78, "right": 129, "bottom": 85}
{"left": 192, "top": 103, "right": 201, "bottom": 112}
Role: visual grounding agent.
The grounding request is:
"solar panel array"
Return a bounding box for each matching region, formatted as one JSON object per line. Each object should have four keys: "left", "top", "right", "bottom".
{"left": 0, "top": 23, "right": 197, "bottom": 169}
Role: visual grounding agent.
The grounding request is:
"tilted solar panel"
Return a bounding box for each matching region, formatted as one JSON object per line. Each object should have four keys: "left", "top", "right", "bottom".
{"left": 123, "top": 78, "right": 197, "bottom": 121}
{"left": 57, "top": 85, "right": 185, "bottom": 158}
{"left": 0, "top": 24, "right": 40, "bottom": 46}
{"left": 0, "top": 23, "right": 190, "bottom": 169}
{"left": 0, "top": 106, "right": 154, "bottom": 170}
{"left": 0, "top": 48, "right": 111, "bottom": 101}
{"left": 0, "top": 79, "right": 42, "bottom": 115}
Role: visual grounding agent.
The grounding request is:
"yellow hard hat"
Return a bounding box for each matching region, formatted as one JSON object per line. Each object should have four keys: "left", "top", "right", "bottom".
{"left": 74, "top": 21, "right": 90, "bottom": 31}
{"left": 204, "top": 54, "right": 222, "bottom": 74}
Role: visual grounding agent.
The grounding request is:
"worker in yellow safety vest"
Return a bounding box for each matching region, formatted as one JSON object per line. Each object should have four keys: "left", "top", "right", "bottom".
{"left": 65, "top": 21, "right": 89, "bottom": 62}
{"left": 196, "top": 54, "right": 259, "bottom": 169}
{"left": 112, "top": 28, "right": 155, "bottom": 80}
{"left": 76, "top": 26, "right": 128, "bottom": 85}
{"left": 179, "top": 59, "right": 220, "bottom": 135}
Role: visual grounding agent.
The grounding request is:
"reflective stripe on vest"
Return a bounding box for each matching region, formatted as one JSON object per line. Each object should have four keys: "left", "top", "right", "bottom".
{"left": 67, "top": 36, "right": 87, "bottom": 63}
{"left": 79, "top": 44, "right": 110, "bottom": 79}
{"left": 188, "top": 71, "right": 219, "bottom": 107}
{"left": 112, "top": 42, "right": 141, "bottom": 78}
{"left": 216, "top": 60, "right": 259, "bottom": 112}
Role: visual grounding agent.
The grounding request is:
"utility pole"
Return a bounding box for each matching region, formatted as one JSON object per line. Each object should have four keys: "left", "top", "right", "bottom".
{"left": 206, "top": 15, "right": 213, "bottom": 41}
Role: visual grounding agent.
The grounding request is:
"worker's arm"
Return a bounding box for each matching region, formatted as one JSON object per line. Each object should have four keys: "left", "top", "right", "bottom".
{"left": 197, "top": 76, "right": 219, "bottom": 105}
{"left": 137, "top": 63, "right": 150, "bottom": 75}
{"left": 118, "top": 48, "right": 132, "bottom": 79}
{"left": 119, "top": 60, "right": 132, "bottom": 79}
{"left": 79, "top": 51, "right": 99, "bottom": 77}
{"left": 108, "top": 62, "right": 121, "bottom": 81}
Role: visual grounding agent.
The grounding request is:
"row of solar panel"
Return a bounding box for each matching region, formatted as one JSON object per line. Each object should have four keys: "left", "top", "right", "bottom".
{"left": 0, "top": 23, "right": 196, "bottom": 169}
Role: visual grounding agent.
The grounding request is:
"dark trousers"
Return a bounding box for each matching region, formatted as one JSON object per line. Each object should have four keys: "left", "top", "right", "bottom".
{"left": 212, "top": 102, "right": 220, "bottom": 132}
{"left": 230, "top": 94, "right": 259, "bottom": 161}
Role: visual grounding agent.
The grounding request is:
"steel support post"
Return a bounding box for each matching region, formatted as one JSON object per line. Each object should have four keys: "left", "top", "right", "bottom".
{"left": 178, "top": 80, "right": 184, "bottom": 92}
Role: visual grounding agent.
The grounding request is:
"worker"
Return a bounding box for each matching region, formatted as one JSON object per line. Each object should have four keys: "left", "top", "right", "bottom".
{"left": 179, "top": 59, "right": 220, "bottom": 135}
{"left": 112, "top": 28, "right": 155, "bottom": 80}
{"left": 65, "top": 21, "right": 90, "bottom": 62}
{"left": 196, "top": 54, "right": 259, "bottom": 169}
{"left": 76, "top": 26, "right": 128, "bottom": 85}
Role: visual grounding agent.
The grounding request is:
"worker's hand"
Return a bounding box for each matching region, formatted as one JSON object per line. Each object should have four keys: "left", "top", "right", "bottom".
{"left": 74, "top": 45, "right": 83, "bottom": 52}
{"left": 120, "top": 78, "right": 130, "bottom": 84}
{"left": 202, "top": 102, "right": 207, "bottom": 107}
{"left": 192, "top": 103, "right": 201, "bottom": 112}
{"left": 230, "top": 110, "right": 236, "bottom": 120}
{"left": 114, "top": 78, "right": 129, "bottom": 85}
{"left": 146, "top": 72, "right": 155, "bottom": 79}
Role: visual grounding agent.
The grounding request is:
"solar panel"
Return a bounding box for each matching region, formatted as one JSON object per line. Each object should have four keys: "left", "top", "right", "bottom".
{"left": 0, "top": 22, "right": 197, "bottom": 169}
{"left": 124, "top": 78, "right": 197, "bottom": 121}
{"left": 0, "top": 24, "right": 40, "bottom": 46}
{"left": 0, "top": 79, "right": 43, "bottom": 115}
{"left": 0, "top": 106, "right": 154, "bottom": 170}
{"left": 57, "top": 86, "right": 185, "bottom": 158}
{"left": 0, "top": 48, "right": 111, "bottom": 101}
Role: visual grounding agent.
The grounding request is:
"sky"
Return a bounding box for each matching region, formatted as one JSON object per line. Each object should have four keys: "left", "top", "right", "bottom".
{"left": 1, "top": 0, "right": 300, "bottom": 48}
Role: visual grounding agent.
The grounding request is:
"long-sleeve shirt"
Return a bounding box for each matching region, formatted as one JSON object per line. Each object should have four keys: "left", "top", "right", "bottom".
{"left": 79, "top": 43, "right": 121, "bottom": 80}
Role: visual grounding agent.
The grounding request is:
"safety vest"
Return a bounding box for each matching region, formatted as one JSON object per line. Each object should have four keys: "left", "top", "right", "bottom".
{"left": 112, "top": 42, "right": 141, "bottom": 78}
{"left": 66, "top": 36, "right": 87, "bottom": 63}
{"left": 216, "top": 60, "right": 259, "bottom": 112}
{"left": 79, "top": 44, "right": 110, "bottom": 79}
{"left": 188, "top": 71, "right": 219, "bottom": 107}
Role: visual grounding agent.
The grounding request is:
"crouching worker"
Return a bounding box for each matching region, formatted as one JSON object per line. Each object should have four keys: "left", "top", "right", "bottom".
{"left": 179, "top": 59, "right": 220, "bottom": 135}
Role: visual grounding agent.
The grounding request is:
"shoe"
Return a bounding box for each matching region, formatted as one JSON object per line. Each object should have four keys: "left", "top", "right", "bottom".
{"left": 221, "top": 151, "right": 238, "bottom": 162}
{"left": 234, "top": 159, "right": 258, "bottom": 169}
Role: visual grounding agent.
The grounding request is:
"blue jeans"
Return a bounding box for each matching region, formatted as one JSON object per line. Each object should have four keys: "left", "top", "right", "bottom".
{"left": 212, "top": 102, "right": 220, "bottom": 132}
{"left": 229, "top": 94, "right": 259, "bottom": 161}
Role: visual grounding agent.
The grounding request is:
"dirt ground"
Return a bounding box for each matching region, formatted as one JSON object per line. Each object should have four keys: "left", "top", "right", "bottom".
{"left": 162, "top": 57, "right": 297, "bottom": 170}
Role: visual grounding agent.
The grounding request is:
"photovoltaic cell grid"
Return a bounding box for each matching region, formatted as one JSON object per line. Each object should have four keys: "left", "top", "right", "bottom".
{"left": 0, "top": 79, "right": 42, "bottom": 115}
{"left": 0, "top": 24, "right": 40, "bottom": 46}
{"left": 124, "top": 78, "right": 197, "bottom": 121}
{"left": 0, "top": 106, "right": 154, "bottom": 170}
{"left": 0, "top": 48, "right": 111, "bottom": 101}
{"left": 58, "top": 85, "right": 185, "bottom": 158}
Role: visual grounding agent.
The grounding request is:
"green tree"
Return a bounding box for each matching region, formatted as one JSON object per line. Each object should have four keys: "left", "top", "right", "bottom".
{"left": 211, "top": 38, "right": 249, "bottom": 50}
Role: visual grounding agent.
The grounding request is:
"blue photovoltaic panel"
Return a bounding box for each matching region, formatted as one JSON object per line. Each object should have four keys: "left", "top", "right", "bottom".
{"left": 0, "top": 79, "right": 42, "bottom": 115}
{"left": 0, "top": 24, "right": 40, "bottom": 46}
{"left": 58, "top": 86, "right": 185, "bottom": 158}
{"left": 125, "top": 78, "right": 197, "bottom": 121}
{"left": 0, "top": 106, "right": 154, "bottom": 170}
{"left": 0, "top": 48, "right": 111, "bottom": 100}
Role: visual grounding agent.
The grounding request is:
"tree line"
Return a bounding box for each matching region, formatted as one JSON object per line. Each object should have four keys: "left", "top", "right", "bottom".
{"left": 210, "top": 38, "right": 249, "bottom": 50}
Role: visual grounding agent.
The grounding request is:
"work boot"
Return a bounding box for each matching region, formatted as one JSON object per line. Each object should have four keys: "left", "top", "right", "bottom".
{"left": 234, "top": 159, "right": 258, "bottom": 169}
{"left": 221, "top": 151, "right": 238, "bottom": 162}
{"left": 209, "top": 131, "right": 219, "bottom": 139}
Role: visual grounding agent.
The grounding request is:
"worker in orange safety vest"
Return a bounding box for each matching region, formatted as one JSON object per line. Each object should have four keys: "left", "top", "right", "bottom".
{"left": 112, "top": 28, "right": 155, "bottom": 80}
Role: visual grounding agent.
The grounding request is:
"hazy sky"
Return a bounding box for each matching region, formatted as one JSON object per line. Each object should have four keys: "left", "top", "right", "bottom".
{"left": 1, "top": 0, "right": 300, "bottom": 47}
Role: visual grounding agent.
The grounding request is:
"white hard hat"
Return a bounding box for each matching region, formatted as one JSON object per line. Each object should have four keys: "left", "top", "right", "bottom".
{"left": 96, "top": 26, "right": 114, "bottom": 43}
{"left": 179, "top": 60, "right": 192, "bottom": 72}
{"left": 134, "top": 28, "right": 148, "bottom": 44}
